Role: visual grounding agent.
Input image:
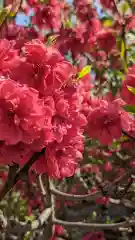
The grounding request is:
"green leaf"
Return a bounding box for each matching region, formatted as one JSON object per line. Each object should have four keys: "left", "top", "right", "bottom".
{"left": 63, "top": 18, "right": 72, "bottom": 28}
{"left": 24, "top": 231, "right": 32, "bottom": 240}
{"left": 119, "top": 1, "right": 130, "bottom": 15}
{"left": 25, "top": 215, "right": 35, "bottom": 222}
{"left": 106, "top": 216, "right": 112, "bottom": 224}
{"left": 120, "top": 40, "right": 125, "bottom": 59}
{"left": 98, "top": 159, "right": 104, "bottom": 164}
{"left": 122, "top": 105, "right": 135, "bottom": 114}
{"left": 40, "top": 0, "right": 49, "bottom": 3}
{"left": 92, "top": 211, "right": 97, "bottom": 220}
{"left": 103, "top": 19, "right": 113, "bottom": 27}
{"left": 0, "top": 6, "right": 11, "bottom": 25}
{"left": 127, "top": 85, "right": 135, "bottom": 95}
{"left": 111, "top": 141, "right": 120, "bottom": 149}
{"left": 47, "top": 35, "right": 59, "bottom": 45}
{"left": 120, "top": 40, "right": 128, "bottom": 73}
{"left": 77, "top": 65, "right": 92, "bottom": 80}
{"left": 8, "top": 11, "right": 16, "bottom": 17}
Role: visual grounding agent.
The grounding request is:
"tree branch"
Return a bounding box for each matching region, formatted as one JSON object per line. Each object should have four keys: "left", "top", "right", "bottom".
{"left": 50, "top": 182, "right": 101, "bottom": 201}
{"left": 52, "top": 218, "right": 135, "bottom": 230}
{"left": 122, "top": 130, "right": 135, "bottom": 141}
{"left": 0, "top": 148, "right": 45, "bottom": 201}
{"left": 7, "top": 207, "right": 52, "bottom": 235}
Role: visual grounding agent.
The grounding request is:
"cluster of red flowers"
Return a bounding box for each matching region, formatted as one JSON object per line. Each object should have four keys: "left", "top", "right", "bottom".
{"left": 0, "top": 0, "right": 135, "bottom": 182}
{"left": 0, "top": 39, "right": 87, "bottom": 178}
{"left": 0, "top": 36, "right": 135, "bottom": 179}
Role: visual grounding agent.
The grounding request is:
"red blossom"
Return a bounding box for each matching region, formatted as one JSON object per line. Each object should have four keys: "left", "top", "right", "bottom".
{"left": 104, "top": 161, "right": 112, "bottom": 172}
{"left": 1, "top": 39, "right": 74, "bottom": 96}
{"left": 97, "top": 29, "right": 116, "bottom": 52}
{"left": 87, "top": 100, "right": 122, "bottom": 145}
{"left": 0, "top": 78, "right": 46, "bottom": 146}
{"left": 126, "top": 16, "right": 135, "bottom": 31}
{"left": 99, "top": 0, "right": 116, "bottom": 11}
{"left": 33, "top": 128, "right": 84, "bottom": 178}
{"left": 31, "top": 0, "right": 62, "bottom": 31}
{"left": 74, "top": 0, "right": 96, "bottom": 22}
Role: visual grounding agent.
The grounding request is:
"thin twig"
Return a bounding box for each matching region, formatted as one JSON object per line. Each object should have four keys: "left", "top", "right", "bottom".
{"left": 122, "top": 130, "right": 135, "bottom": 141}
{"left": 38, "top": 175, "right": 46, "bottom": 196}
{"left": 38, "top": 174, "right": 47, "bottom": 204}
{"left": 52, "top": 218, "right": 135, "bottom": 230}
{"left": 50, "top": 184, "right": 101, "bottom": 201}
{"left": 120, "top": 176, "right": 134, "bottom": 199}
{"left": 31, "top": 207, "right": 52, "bottom": 230}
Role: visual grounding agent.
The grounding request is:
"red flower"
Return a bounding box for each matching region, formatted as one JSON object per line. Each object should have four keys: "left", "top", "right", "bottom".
{"left": 1, "top": 24, "right": 39, "bottom": 48}
{"left": 0, "top": 39, "right": 17, "bottom": 69}
{"left": 74, "top": 0, "right": 96, "bottom": 22}
{"left": 2, "top": 40, "right": 74, "bottom": 96}
{"left": 33, "top": 128, "right": 84, "bottom": 178}
{"left": 126, "top": 16, "right": 135, "bottom": 31}
{"left": 97, "top": 30, "right": 116, "bottom": 52}
{"left": 0, "top": 78, "right": 46, "bottom": 145}
{"left": 104, "top": 161, "right": 112, "bottom": 172}
{"left": 99, "top": 0, "right": 116, "bottom": 11}
{"left": 87, "top": 100, "right": 122, "bottom": 145}
{"left": 32, "top": 0, "right": 62, "bottom": 31}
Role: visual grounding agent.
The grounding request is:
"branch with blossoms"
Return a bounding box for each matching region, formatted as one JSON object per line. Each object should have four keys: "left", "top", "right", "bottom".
{"left": 1, "top": 0, "right": 135, "bottom": 239}
{"left": 0, "top": 148, "right": 45, "bottom": 201}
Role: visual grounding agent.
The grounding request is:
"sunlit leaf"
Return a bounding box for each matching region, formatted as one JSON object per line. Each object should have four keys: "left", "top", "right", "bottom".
{"left": 47, "top": 35, "right": 59, "bottom": 45}
{"left": 119, "top": 1, "right": 130, "bottom": 15}
{"left": 120, "top": 40, "right": 125, "bottom": 58}
{"left": 24, "top": 231, "right": 32, "bottom": 240}
{"left": 111, "top": 141, "right": 120, "bottom": 149}
{"left": 63, "top": 18, "right": 72, "bottom": 28}
{"left": 120, "top": 40, "right": 128, "bottom": 73}
{"left": 103, "top": 19, "right": 113, "bottom": 27}
{"left": 127, "top": 85, "right": 135, "bottom": 95}
{"left": 0, "top": 6, "right": 11, "bottom": 25}
{"left": 122, "top": 104, "right": 135, "bottom": 114}
{"left": 40, "top": 0, "right": 49, "bottom": 3}
{"left": 25, "top": 215, "right": 35, "bottom": 222}
{"left": 77, "top": 65, "right": 92, "bottom": 80}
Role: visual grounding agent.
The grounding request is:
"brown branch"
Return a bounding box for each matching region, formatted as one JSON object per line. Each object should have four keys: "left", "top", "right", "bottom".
{"left": 49, "top": 179, "right": 135, "bottom": 231}
{"left": 50, "top": 183, "right": 101, "bottom": 201}
{"left": 52, "top": 217, "right": 135, "bottom": 230}
{"left": 122, "top": 130, "right": 135, "bottom": 141}
{"left": 7, "top": 207, "right": 52, "bottom": 235}
{"left": 50, "top": 178, "right": 135, "bottom": 209}
{"left": 120, "top": 176, "right": 134, "bottom": 199}
{"left": 94, "top": 176, "right": 108, "bottom": 196}
{"left": 0, "top": 148, "right": 45, "bottom": 201}
{"left": 31, "top": 207, "right": 52, "bottom": 230}
{"left": 38, "top": 174, "right": 47, "bottom": 204}
{"left": 113, "top": 0, "right": 121, "bottom": 15}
